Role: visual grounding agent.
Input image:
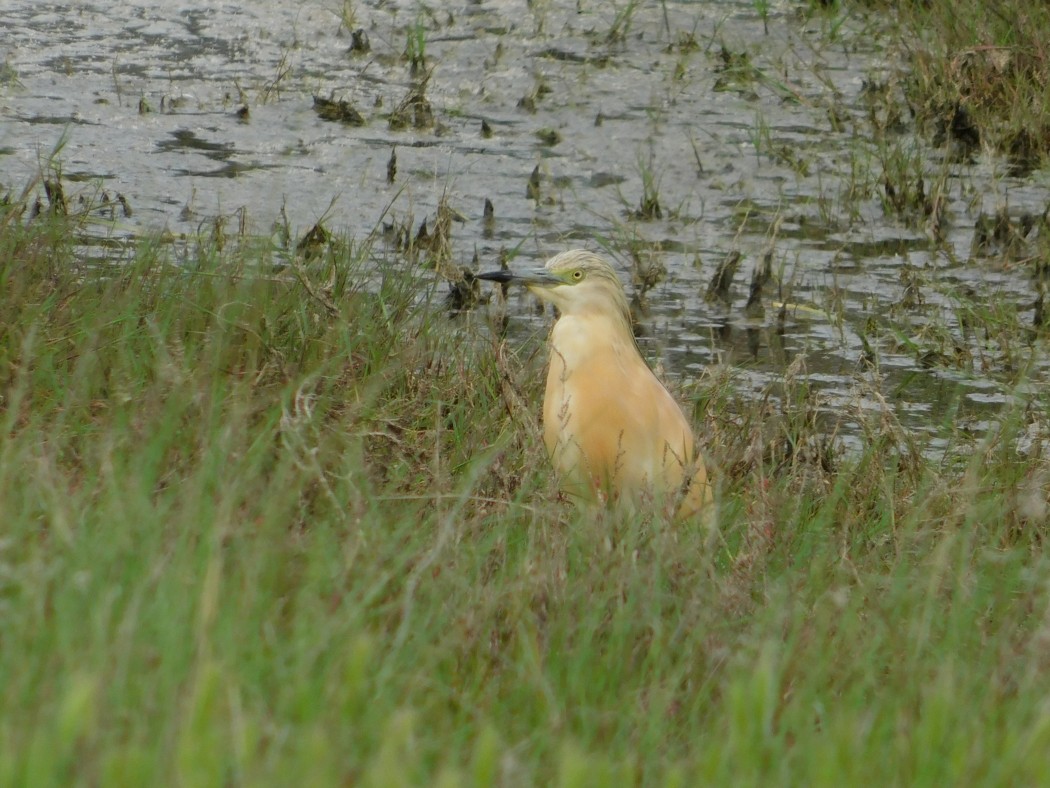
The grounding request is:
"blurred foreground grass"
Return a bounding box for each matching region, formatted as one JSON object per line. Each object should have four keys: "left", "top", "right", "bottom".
{"left": 3, "top": 198, "right": 1050, "bottom": 786}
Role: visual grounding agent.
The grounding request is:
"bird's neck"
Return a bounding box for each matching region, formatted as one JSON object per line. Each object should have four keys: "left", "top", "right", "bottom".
{"left": 549, "top": 309, "right": 639, "bottom": 363}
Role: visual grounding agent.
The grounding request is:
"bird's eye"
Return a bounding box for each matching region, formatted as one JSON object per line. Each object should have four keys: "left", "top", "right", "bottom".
{"left": 571, "top": 269, "right": 584, "bottom": 281}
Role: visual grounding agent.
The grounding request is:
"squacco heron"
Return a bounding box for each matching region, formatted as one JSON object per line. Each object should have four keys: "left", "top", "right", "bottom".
{"left": 477, "top": 249, "right": 712, "bottom": 521}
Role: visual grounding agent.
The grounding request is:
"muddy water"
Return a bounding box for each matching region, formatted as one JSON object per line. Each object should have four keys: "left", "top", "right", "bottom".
{"left": 4, "top": 0, "right": 1049, "bottom": 454}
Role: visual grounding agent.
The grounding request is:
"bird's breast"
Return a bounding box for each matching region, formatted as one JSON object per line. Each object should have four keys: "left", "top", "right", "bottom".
{"left": 518, "top": 264, "right": 713, "bottom": 521}
{"left": 542, "top": 315, "right": 695, "bottom": 504}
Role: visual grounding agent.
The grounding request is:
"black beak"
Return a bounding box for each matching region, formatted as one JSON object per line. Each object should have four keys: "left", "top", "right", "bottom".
{"left": 474, "top": 267, "right": 562, "bottom": 286}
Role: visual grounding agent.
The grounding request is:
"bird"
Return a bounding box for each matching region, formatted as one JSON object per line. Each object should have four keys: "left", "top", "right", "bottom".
{"left": 476, "top": 249, "right": 713, "bottom": 522}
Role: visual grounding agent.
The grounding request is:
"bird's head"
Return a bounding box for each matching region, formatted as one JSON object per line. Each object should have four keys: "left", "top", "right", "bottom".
{"left": 476, "top": 249, "right": 632, "bottom": 323}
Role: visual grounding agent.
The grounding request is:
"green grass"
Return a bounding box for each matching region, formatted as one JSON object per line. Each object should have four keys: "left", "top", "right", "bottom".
{"left": 3, "top": 195, "right": 1050, "bottom": 785}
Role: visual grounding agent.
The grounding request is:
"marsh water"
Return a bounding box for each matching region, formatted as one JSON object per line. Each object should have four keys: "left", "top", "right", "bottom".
{"left": 5, "top": 0, "right": 1050, "bottom": 456}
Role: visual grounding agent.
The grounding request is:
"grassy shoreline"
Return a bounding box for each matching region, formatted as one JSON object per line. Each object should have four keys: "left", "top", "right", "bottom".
{"left": 3, "top": 199, "right": 1050, "bottom": 785}
{"left": 5, "top": 0, "right": 1050, "bottom": 783}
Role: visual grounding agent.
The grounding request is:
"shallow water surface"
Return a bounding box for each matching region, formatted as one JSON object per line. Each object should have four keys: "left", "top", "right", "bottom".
{"left": 4, "top": 0, "right": 1049, "bottom": 454}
